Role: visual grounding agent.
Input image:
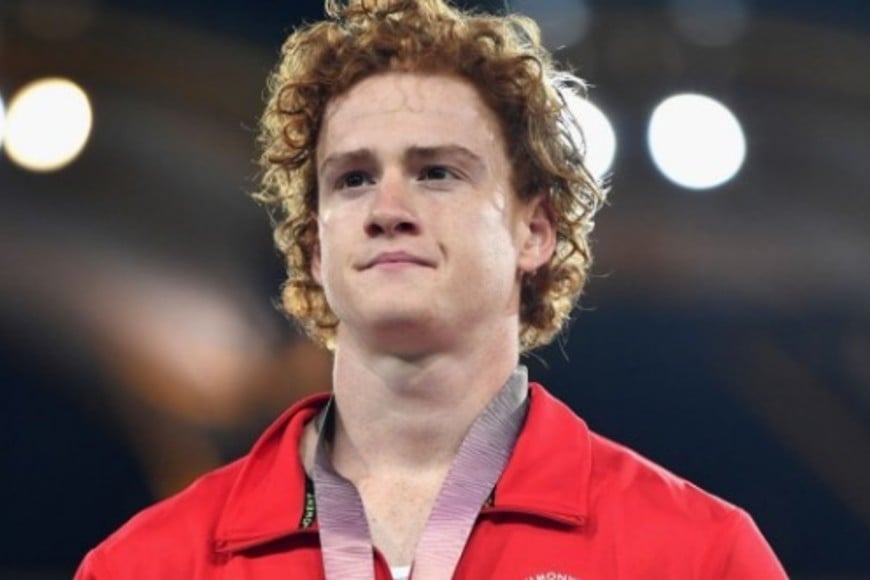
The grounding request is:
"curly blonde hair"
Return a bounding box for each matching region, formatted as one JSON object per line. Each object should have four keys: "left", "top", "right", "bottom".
{"left": 256, "top": 0, "right": 607, "bottom": 351}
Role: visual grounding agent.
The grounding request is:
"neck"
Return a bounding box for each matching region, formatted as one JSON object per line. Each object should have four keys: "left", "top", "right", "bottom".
{"left": 326, "top": 322, "right": 521, "bottom": 482}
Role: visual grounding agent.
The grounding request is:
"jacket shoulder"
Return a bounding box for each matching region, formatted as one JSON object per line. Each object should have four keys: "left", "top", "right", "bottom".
{"left": 76, "top": 458, "right": 245, "bottom": 578}
{"left": 588, "top": 432, "right": 736, "bottom": 522}
{"left": 586, "top": 432, "right": 785, "bottom": 577}
{"left": 75, "top": 393, "right": 328, "bottom": 579}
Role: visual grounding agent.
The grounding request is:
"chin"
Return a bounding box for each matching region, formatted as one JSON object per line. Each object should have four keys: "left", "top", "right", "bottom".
{"left": 364, "top": 312, "right": 449, "bottom": 352}
{"left": 368, "top": 310, "right": 436, "bottom": 333}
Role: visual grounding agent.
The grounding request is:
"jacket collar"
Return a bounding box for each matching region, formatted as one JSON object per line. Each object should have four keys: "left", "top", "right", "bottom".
{"left": 214, "top": 383, "right": 590, "bottom": 552}
{"left": 214, "top": 393, "right": 328, "bottom": 553}
{"left": 490, "top": 383, "right": 590, "bottom": 526}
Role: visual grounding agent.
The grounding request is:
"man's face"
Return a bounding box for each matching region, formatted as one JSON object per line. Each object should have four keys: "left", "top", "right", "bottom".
{"left": 313, "top": 72, "right": 551, "bottom": 354}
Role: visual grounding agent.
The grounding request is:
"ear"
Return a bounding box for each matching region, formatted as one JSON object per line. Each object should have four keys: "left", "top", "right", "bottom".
{"left": 517, "top": 194, "right": 556, "bottom": 274}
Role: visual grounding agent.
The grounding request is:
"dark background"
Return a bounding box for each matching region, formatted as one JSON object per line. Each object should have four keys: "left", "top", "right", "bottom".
{"left": 1, "top": 0, "right": 869, "bottom": 578}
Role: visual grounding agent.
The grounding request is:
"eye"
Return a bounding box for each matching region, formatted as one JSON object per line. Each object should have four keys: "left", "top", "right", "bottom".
{"left": 336, "top": 171, "right": 373, "bottom": 189}
{"left": 419, "top": 166, "right": 455, "bottom": 181}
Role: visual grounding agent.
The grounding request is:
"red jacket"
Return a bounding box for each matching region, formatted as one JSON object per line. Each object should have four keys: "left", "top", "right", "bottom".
{"left": 77, "top": 384, "right": 786, "bottom": 579}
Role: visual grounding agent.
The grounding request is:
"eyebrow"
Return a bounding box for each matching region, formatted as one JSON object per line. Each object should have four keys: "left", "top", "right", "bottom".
{"left": 318, "top": 148, "right": 374, "bottom": 177}
{"left": 405, "top": 145, "right": 485, "bottom": 169}
{"left": 318, "top": 145, "right": 486, "bottom": 176}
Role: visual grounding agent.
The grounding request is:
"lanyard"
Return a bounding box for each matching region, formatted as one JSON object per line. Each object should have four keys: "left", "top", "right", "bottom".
{"left": 312, "top": 367, "right": 529, "bottom": 580}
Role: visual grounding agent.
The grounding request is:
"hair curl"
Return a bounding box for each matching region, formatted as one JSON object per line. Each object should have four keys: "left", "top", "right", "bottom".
{"left": 255, "top": 0, "right": 607, "bottom": 352}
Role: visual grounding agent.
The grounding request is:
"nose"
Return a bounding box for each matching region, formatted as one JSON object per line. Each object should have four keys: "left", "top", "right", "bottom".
{"left": 364, "top": 171, "right": 420, "bottom": 238}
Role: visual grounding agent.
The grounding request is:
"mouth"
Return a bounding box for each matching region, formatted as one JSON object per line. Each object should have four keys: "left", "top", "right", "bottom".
{"left": 361, "top": 251, "right": 435, "bottom": 270}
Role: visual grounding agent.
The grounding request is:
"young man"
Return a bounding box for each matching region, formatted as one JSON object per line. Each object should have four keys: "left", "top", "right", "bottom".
{"left": 77, "top": 1, "right": 787, "bottom": 578}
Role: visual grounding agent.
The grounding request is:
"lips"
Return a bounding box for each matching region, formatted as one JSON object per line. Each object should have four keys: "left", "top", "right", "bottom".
{"left": 361, "top": 251, "right": 435, "bottom": 269}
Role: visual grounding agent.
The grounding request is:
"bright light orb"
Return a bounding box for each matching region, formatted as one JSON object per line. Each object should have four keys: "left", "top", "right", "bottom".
{"left": 561, "top": 93, "right": 617, "bottom": 183}
{"left": 0, "top": 93, "right": 6, "bottom": 149}
{"left": 575, "top": 99, "right": 617, "bottom": 182}
{"left": 4, "top": 78, "right": 93, "bottom": 172}
{"left": 647, "top": 93, "right": 746, "bottom": 190}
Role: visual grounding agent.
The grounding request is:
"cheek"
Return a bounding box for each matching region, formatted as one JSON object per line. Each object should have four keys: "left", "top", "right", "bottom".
{"left": 481, "top": 198, "right": 521, "bottom": 251}
{"left": 313, "top": 216, "right": 344, "bottom": 282}
{"left": 458, "top": 207, "right": 520, "bottom": 274}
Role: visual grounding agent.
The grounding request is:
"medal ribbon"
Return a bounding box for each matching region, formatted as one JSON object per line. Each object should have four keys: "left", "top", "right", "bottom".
{"left": 313, "top": 367, "right": 529, "bottom": 580}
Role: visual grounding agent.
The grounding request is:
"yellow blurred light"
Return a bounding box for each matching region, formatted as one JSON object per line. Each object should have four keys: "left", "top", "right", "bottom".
{"left": 4, "top": 78, "right": 93, "bottom": 172}
{"left": 0, "top": 93, "right": 7, "bottom": 149}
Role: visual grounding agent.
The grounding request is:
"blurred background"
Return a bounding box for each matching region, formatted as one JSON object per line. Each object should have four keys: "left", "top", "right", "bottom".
{"left": 1, "top": 0, "right": 868, "bottom": 577}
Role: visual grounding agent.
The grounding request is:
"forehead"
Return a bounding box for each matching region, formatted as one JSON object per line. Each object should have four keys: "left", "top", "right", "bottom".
{"left": 317, "top": 72, "right": 505, "bottom": 158}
